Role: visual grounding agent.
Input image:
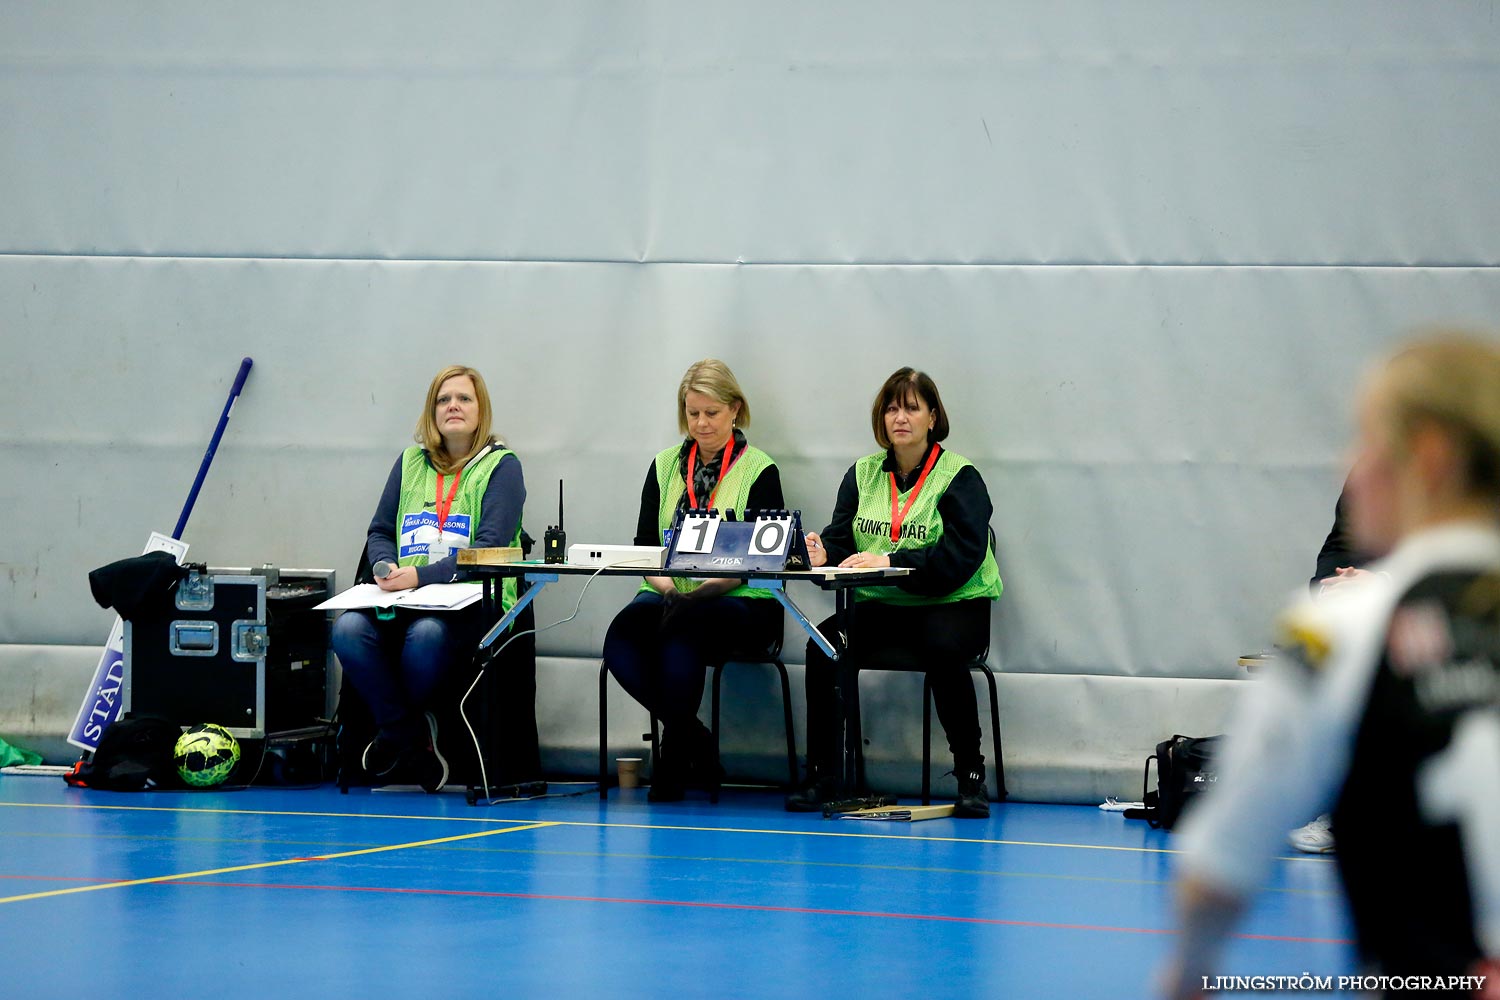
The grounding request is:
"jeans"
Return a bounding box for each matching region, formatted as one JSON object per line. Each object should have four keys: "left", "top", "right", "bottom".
{"left": 331, "top": 607, "right": 475, "bottom": 744}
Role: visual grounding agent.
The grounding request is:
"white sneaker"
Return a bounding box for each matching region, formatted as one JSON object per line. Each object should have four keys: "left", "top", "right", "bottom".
{"left": 1288, "top": 814, "right": 1335, "bottom": 854}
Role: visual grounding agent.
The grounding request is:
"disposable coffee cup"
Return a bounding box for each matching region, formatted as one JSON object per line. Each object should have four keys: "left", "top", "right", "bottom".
{"left": 617, "top": 757, "right": 643, "bottom": 789}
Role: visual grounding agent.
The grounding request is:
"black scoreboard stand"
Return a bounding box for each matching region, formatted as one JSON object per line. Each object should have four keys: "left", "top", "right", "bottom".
{"left": 664, "top": 507, "right": 812, "bottom": 575}
{"left": 122, "top": 565, "right": 337, "bottom": 785}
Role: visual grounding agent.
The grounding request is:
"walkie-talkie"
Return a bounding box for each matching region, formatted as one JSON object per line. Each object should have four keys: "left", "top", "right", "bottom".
{"left": 544, "top": 480, "right": 566, "bottom": 564}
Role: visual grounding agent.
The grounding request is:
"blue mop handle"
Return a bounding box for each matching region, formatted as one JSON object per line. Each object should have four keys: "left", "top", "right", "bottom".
{"left": 172, "top": 357, "right": 254, "bottom": 540}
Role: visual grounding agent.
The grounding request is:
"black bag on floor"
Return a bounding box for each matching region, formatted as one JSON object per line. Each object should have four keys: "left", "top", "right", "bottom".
{"left": 64, "top": 716, "right": 183, "bottom": 791}
{"left": 1141, "top": 734, "right": 1221, "bottom": 830}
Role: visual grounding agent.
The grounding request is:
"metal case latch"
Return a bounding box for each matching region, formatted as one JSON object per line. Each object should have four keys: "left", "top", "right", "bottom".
{"left": 176, "top": 570, "right": 215, "bottom": 611}
{"left": 232, "top": 621, "right": 269, "bottom": 661}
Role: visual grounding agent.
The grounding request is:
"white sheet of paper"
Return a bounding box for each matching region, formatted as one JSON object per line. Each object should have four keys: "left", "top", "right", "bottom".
{"left": 315, "top": 582, "right": 483, "bottom": 612}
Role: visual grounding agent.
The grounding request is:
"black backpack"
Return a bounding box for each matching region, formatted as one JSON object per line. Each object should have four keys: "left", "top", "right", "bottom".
{"left": 1141, "top": 734, "right": 1221, "bottom": 830}
{"left": 63, "top": 716, "right": 183, "bottom": 791}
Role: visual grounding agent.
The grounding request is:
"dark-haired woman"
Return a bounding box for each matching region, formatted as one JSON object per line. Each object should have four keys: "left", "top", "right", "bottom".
{"left": 789, "top": 367, "right": 1003, "bottom": 817}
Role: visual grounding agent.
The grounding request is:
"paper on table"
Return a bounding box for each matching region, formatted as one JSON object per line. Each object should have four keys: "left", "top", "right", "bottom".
{"left": 315, "top": 582, "right": 483, "bottom": 612}
{"left": 793, "top": 566, "right": 909, "bottom": 577}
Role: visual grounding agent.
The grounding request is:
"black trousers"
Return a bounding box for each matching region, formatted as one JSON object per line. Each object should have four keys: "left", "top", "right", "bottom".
{"left": 604, "top": 591, "right": 784, "bottom": 733}
{"left": 803, "top": 598, "right": 991, "bottom": 774}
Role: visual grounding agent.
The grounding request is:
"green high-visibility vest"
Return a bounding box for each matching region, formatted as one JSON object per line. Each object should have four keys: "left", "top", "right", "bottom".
{"left": 396, "top": 442, "right": 521, "bottom": 612}
{"left": 642, "top": 440, "right": 778, "bottom": 600}
{"left": 848, "top": 446, "right": 1003, "bottom": 605}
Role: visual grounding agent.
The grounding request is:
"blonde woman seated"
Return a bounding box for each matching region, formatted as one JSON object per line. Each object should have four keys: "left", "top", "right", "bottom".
{"left": 603, "top": 359, "right": 785, "bottom": 801}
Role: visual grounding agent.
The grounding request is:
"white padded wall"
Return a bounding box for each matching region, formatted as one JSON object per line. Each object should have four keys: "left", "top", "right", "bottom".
{"left": 6, "top": 5, "right": 1500, "bottom": 264}
{"left": 4, "top": 5, "right": 1499, "bottom": 794}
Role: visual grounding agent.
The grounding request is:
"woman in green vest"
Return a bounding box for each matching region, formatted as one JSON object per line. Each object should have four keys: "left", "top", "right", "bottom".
{"left": 788, "top": 367, "right": 1004, "bottom": 817}
{"left": 604, "top": 359, "right": 786, "bottom": 801}
{"left": 330, "top": 365, "right": 532, "bottom": 793}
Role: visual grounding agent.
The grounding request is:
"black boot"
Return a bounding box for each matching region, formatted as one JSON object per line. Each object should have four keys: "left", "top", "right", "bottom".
{"left": 649, "top": 724, "right": 718, "bottom": 802}
{"left": 953, "top": 761, "right": 990, "bottom": 819}
{"left": 785, "top": 764, "right": 836, "bottom": 812}
{"left": 682, "top": 724, "right": 724, "bottom": 796}
{"left": 647, "top": 743, "right": 685, "bottom": 802}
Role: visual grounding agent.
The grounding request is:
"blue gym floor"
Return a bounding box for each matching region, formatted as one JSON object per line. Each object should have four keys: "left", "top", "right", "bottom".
{"left": 0, "top": 776, "right": 1355, "bottom": 999}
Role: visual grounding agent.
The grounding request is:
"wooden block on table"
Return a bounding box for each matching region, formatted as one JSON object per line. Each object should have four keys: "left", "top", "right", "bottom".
{"left": 456, "top": 547, "right": 524, "bottom": 566}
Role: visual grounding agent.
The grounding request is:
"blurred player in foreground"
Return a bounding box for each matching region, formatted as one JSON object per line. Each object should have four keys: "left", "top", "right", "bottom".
{"left": 1165, "top": 334, "right": 1500, "bottom": 999}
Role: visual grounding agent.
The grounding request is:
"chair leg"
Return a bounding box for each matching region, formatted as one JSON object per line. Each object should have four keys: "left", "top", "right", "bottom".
{"left": 648, "top": 714, "right": 661, "bottom": 780}
{"left": 979, "top": 662, "right": 1007, "bottom": 801}
{"left": 773, "top": 659, "right": 798, "bottom": 790}
{"left": 849, "top": 668, "right": 868, "bottom": 793}
{"left": 921, "top": 675, "right": 933, "bottom": 806}
{"left": 710, "top": 663, "right": 725, "bottom": 804}
{"left": 702, "top": 657, "right": 798, "bottom": 802}
{"left": 598, "top": 661, "right": 610, "bottom": 800}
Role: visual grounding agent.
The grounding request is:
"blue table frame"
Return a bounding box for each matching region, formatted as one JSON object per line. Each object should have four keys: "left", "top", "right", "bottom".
{"left": 461, "top": 560, "right": 910, "bottom": 805}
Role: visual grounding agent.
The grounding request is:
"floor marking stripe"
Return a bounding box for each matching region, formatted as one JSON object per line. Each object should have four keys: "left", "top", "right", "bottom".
{"left": 150, "top": 877, "right": 1357, "bottom": 945}
{"left": 364, "top": 844, "right": 1337, "bottom": 896}
{"left": 0, "top": 822, "right": 554, "bottom": 905}
{"left": 2, "top": 800, "right": 1333, "bottom": 862}
{"left": 0, "top": 846, "right": 1335, "bottom": 897}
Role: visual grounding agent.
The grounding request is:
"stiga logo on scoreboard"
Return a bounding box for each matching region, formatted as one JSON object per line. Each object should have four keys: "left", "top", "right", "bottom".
{"left": 399, "top": 511, "right": 473, "bottom": 559}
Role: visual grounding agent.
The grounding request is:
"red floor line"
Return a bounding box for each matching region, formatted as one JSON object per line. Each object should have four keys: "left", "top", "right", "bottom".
{"left": 170, "top": 878, "right": 1353, "bottom": 946}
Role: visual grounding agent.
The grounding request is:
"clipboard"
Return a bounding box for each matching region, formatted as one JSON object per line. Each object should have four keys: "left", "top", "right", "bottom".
{"left": 832, "top": 803, "right": 956, "bottom": 822}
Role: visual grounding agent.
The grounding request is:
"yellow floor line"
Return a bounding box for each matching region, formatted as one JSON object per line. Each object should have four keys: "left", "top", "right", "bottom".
{"left": 0, "top": 799, "right": 1334, "bottom": 863}
{"left": 0, "top": 821, "right": 554, "bottom": 905}
{"left": 0, "top": 830, "right": 1337, "bottom": 896}
{"left": 1, "top": 801, "right": 519, "bottom": 824}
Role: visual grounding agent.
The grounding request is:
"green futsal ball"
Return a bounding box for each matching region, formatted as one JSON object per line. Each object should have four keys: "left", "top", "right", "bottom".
{"left": 174, "top": 723, "right": 241, "bottom": 788}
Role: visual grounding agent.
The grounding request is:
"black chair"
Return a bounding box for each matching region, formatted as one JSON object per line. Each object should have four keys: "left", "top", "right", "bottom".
{"left": 597, "top": 635, "right": 799, "bottom": 802}
{"left": 847, "top": 528, "right": 1008, "bottom": 804}
{"left": 850, "top": 647, "right": 1006, "bottom": 805}
{"left": 335, "top": 550, "right": 539, "bottom": 793}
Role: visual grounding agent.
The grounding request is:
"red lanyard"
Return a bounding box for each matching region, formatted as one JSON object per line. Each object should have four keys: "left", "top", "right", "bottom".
{"left": 686, "top": 437, "right": 736, "bottom": 509}
{"left": 434, "top": 470, "right": 462, "bottom": 531}
{"left": 888, "top": 444, "right": 942, "bottom": 544}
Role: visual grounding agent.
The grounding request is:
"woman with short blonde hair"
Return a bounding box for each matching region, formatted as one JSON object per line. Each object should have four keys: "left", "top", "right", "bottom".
{"left": 604, "top": 358, "right": 785, "bottom": 802}
{"left": 676, "top": 359, "right": 752, "bottom": 436}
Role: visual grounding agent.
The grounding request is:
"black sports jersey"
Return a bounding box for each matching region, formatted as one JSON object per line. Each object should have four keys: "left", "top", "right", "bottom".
{"left": 1178, "top": 522, "right": 1500, "bottom": 997}
{"left": 1335, "top": 570, "right": 1500, "bottom": 982}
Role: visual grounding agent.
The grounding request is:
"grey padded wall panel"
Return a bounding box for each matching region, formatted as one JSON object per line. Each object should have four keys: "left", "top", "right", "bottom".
{"left": 6, "top": 255, "right": 1499, "bottom": 678}
{"left": 4, "top": 5, "right": 1500, "bottom": 264}
{"left": 4, "top": 6, "right": 1500, "bottom": 792}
